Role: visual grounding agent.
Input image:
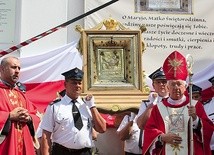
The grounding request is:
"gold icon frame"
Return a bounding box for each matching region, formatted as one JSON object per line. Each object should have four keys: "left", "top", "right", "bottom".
{"left": 76, "top": 18, "right": 149, "bottom": 115}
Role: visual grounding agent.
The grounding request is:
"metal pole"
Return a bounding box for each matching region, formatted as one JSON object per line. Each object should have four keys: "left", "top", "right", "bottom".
{"left": 186, "top": 54, "right": 194, "bottom": 155}
{"left": 0, "top": 0, "right": 119, "bottom": 56}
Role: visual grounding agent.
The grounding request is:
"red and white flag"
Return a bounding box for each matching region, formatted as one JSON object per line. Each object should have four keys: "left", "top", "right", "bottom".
{"left": 19, "top": 42, "right": 82, "bottom": 112}
{"left": 192, "top": 63, "right": 214, "bottom": 101}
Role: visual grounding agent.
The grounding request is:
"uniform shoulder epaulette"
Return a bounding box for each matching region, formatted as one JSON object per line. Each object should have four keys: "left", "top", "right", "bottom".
{"left": 50, "top": 98, "right": 61, "bottom": 105}
{"left": 16, "top": 82, "right": 26, "bottom": 93}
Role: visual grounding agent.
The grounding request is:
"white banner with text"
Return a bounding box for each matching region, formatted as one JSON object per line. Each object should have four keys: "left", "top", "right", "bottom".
{"left": 85, "top": 0, "right": 214, "bottom": 76}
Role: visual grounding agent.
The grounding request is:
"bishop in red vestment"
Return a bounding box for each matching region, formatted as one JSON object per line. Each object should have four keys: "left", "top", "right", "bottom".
{"left": 142, "top": 51, "right": 214, "bottom": 155}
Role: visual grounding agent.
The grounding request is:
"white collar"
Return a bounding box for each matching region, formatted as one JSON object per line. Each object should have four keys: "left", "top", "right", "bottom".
{"left": 167, "top": 95, "right": 186, "bottom": 105}
{"left": 64, "top": 95, "right": 82, "bottom": 104}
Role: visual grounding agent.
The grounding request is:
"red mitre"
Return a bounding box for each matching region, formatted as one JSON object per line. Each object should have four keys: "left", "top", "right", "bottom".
{"left": 163, "top": 51, "right": 188, "bottom": 80}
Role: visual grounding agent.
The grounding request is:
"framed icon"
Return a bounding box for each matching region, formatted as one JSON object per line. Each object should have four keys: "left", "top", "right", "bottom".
{"left": 85, "top": 31, "right": 142, "bottom": 91}
{"left": 76, "top": 18, "right": 149, "bottom": 114}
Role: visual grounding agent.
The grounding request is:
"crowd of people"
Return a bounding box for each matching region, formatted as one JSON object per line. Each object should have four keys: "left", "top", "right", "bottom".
{"left": 0, "top": 57, "right": 106, "bottom": 155}
{"left": 0, "top": 50, "right": 214, "bottom": 155}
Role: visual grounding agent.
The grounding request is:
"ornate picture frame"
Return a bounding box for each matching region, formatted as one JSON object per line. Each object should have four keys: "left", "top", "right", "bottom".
{"left": 86, "top": 32, "right": 141, "bottom": 91}
{"left": 76, "top": 18, "right": 149, "bottom": 114}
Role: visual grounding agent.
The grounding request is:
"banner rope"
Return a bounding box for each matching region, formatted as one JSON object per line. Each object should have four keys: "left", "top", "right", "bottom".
{"left": 0, "top": 0, "right": 118, "bottom": 57}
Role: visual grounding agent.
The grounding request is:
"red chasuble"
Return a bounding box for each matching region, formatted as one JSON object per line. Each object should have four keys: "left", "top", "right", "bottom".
{"left": 142, "top": 97, "right": 214, "bottom": 155}
{"left": 0, "top": 83, "right": 40, "bottom": 155}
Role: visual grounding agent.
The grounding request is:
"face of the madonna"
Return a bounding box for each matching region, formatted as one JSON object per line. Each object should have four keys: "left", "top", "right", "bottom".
{"left": 152, "top": 79, "right": 168, "bottom": 97}
{"left": 167, "top": 80, "right": 187, "bottom": 100}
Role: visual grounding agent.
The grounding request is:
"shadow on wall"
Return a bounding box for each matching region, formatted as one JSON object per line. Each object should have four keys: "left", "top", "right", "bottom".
{"left": 94, "top": 128, "right": 124, "bottom": 155}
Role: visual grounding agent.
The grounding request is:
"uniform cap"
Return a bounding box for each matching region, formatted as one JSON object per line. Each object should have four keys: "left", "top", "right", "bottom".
{"left": 163, "top": 51, "right": 188, "bottom": 81}
{"left": 187, "top": 84, "right": 202, "bottom": 93}
{"left": 61, "top": 67, "right": 84, "bottom": 80}
{"left": 148, "top": 67, "right": 166, "bottom": 80}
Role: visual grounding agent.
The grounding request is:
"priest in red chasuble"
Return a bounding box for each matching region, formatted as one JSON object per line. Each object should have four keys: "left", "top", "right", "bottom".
{"left": 142, "top": 51, "right": 214, "bottom": 155}
{"left": 0, "top": 56, "right": 40, "bottom": 155}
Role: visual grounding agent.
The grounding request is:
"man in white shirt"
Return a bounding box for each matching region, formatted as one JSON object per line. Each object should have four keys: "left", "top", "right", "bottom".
{"left": 40, "top": 67, "right": 106, "bottom": 155}
{"left": 117, "top": 112, "right": 142, "bottom": 155}
{"left": 137, "top": 67, "right": 169, "bottom": 130}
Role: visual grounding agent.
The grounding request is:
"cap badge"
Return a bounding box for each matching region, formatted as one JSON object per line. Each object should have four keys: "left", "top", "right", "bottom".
{"left": 75, "top": 68, "right": 78, "bottom": 73}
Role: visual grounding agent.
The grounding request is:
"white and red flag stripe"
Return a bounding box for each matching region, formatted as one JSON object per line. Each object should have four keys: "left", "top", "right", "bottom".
{"left": 192, "top": 63, "right": 214, "bottom": 101}
{"left": 19, "top": 42, "right": 82, "bottom": 112}
{"left": 0, "top": 0, "right": 118, "bottom": 57}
